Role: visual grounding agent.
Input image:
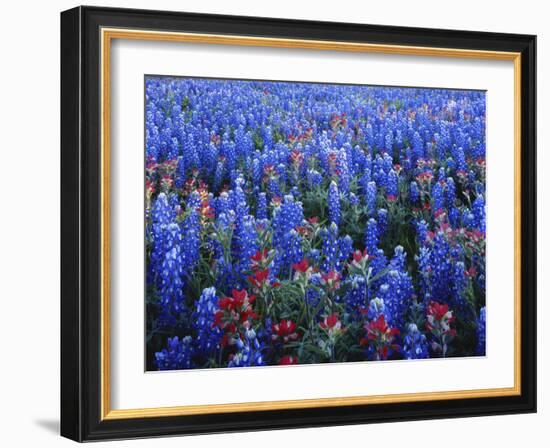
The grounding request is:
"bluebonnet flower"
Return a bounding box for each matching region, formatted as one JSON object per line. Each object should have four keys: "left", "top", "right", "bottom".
{"left": 327, "top": 180, "right": 341, "bottom": 225}
{"left": 175, "top": 157, "right": 186, "bottom": 189}
{"left": 451, "top": 260, "right": 471, "bottom": 317}
{"left": 339, "top": 234, "right": 354, "bottom": 265}
{"left": 382, "top": 153, "right": 393, "bottom": 174}
{"left": 369, "top": 248, "right": 388, "bottom": 283}
{"left": 402, "top": 323, "right": 429, "bottom": 359}
{"left": 228, "top": 329, "right": 266, "bottom": 367}
{"left": 377, "top": 209, "right": 388, "bottom": 238}
{"left": 412, "top": 131, "right": 424, "bottom": 162}
{"left": 476, "top": 307, "right": 486, "bottom": 355}
{"left": 374, "top": 167, "right": 388, "bottom": 190}
{"left": 273, "top": 229, "right": 304, "bottom": 278}
{"left": 337, "top": 151, "right": 351, "bottom": 196}
{"left": 156, "top": 336, "right": 195, "bottom": 370}
{"left": 453, "top": 146, "right": 467, "bottom": 173}
{"left": 367, "top": 297, "right": 387, "bottom": 321}
{"left": 386, "top": 169, "right": 399, "bottom": 199}
{"left": 192, "top": 287, "right": 223, "bottom": 358}
{"left": 410, "top": 181, "right": 419, "bottom": 203}
{"left": 472, "top": 195, "right": 486, "bottom": 233}
{"left": 213, "top": 159, "right": 225, "bottom": 191}
{"left": 359, "top": 167, "right": 372, "bottom": 197}
{"left": 445, "top": 177, "right": 456, "bottom": 207}
{"left": 159, "top": 223, "right": 186, "bottom": 315}
{"left": 308, "top": 248, "right": 321, "bottom": 264}
{"left": 307, "top": 169, "right": 323, "bottom": 187}
{"left": 344, "top": 275, "right": 368, "bottom": 315}
{"left": 181, "top": 208, "right": 201, "bottom": 276}
{"left": 377, "top": 267, "right": 413, "bottom": 328}
{"left": 432, "top": 181, "right": 445, "bottom": 212}
{"left": 272, "top": 195, "right": 304, "bottom": 248}
{"left": 421, "top": 231, "right": 453, "bottom": 304}
{"left": 365, "top": 218, "right": 379, "bottom": 254}
{"left": 365, "top": 181, "right": 377, "bottom": 215}
{"left": 389, "top": 245, "right": 407, "bottom": 271}
{"left": 149, "top": 192, "right": 176, "bottom": 286}
{"left": 303, "top": 274, "right": 323, "bottom": 318}
{"left": 349, "top": 192, "right": 360, "bottom": 206}
{"left": 233, "top": 214, "right": 258, "bottom": 283}
{"left": 462, "top": 209, "right": 476, "bottom": 228}
{"left": 385, "top": 131, "right": 394, "bottom": 152}
{"left": 449, "top": 207, "right": 460, "bottom": 228}
{"left": 252, "top": 157, "right": 262, "bottom": 186}
{"left": 256, "top": 192, "right": 268, "bottom": 220}
{"left": 321, "top": 222, "right": 341, "bottom": 272}
{"left": 415, "top": 219, "right": 429, "bottom": 245}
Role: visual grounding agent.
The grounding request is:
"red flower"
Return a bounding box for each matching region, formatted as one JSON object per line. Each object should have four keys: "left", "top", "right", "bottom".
{"left": 145, "top": 179, "right": 156, "bottom": 194}
{"left": 200, "top": 203, "right": 215, "bottom": 220}
{"left": 161, "top": 174, "right": 173, "bottom": 190}
{"left": 296, "top": 225, "right": 311, "bottom": 236}
{"left": 320, "top": 313, "right": 342, "bottom": 331}
{"left": 263, "top": 164, "right": 277, "bottom": 179}
{"left": 320, "top": 270, "right": 341, "bottom": 290}
{"left": 272, "top": 319, "right": 300, "bottom": 343}
{"left": 361, "top": 315, "right": 400, "bottom": 360}
{"left": 427, "top": 301, "right": 451, "bottom": 322}
{"left": 351, "top": 249, "right": 369, "bottom": 267}
{"left": 434, "top": 208, "right": 446, "bottom": 219}
{"left": 216, "top": 289, "right": 257, "bottom": 330}
{"left": 363, "top": 315, "right": 399, "bottom": 341}
{"left": 416, "top": 171, "right": 434, "bottom": 183}
{"left": 248, "top": 268, "right": 270, "bottom": 289}
{"left": 251, "top": 249, "right": 269, "bottom": 264}
{"left": 290, "top": 149, "right": 304, "bottom": 166}
{"left": 426, "top": 301, "right": 457, "bottom": 355}
{"left": 279, "top": 355, "right": 298, "bottom": 365}
{"left": 145, "top": 159, "right": 158, "bottom": 172}
{"left": 292, "top": 258, "right": 310, "bottom": 273}
{"left": 213, "top": 310, "right": 224, "bottom": 327}
{"left": 307, "top": 217, "right": 319, "bottom": 225}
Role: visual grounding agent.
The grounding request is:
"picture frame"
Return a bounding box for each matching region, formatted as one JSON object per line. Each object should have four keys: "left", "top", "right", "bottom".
{"left": 60, "top": 5, "right": 536, "bottom": 442}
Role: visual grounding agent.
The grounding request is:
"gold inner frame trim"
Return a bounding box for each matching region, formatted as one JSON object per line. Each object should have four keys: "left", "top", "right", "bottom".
{"left": 100, "top": 27, "right": 522, "bottom": 421}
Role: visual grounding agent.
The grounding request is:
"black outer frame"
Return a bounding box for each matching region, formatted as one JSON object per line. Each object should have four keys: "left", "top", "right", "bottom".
{"left": 60, "top": 5, "right": 537, "bottom": 442}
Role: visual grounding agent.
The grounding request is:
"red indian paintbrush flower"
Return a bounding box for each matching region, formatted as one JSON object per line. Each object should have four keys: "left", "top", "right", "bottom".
{"left": 350, "top": 249, "right": 370, "bottom": 270}
{"left": 292, "top": 258, "right": 310, "bottom": 273}
{"left": 320, "top": 270, "right": 341, "bottom": 291}
{"left": 279, "top": 355, "right": 299, "bottom": 365}
{"left": 248, "top": 268, "right": 270, "bottom": 289}
{"left": 320, "top": 313, "right": 342, "bottom": 332}
{"left": 361, "top": 315, "right": 400, "bottom": 360}
{"left": 426, "top": 301, "right": 456, "bottom": 335}
{"left": 251, "top": 249, "right": 269, "bottom": 264}
{"left": 272, "top": 319, "right": 300, "bottom": 343}
{"left": 290, "top": 149, "right": 304, "bottom": 166}
{"left": 214, "top": 289, "right": 257, "bottom": 329}
{"left": 426, "top": 301, "right": 457, "bottom": 356}
{"left": 363, "top": 315, "right": 400, "bottom": 341}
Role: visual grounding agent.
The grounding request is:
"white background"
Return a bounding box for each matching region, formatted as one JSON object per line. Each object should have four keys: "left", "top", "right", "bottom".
{"left": 0, "top": 0, "right": 547, "bottom": 446}
{"left": 111, "top": 39, "right": 515, "bottom": 409}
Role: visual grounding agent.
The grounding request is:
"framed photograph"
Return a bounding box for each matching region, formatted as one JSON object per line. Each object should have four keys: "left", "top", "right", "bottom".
{"left": 60, "top": 6, "right": 536, "bottom": 442}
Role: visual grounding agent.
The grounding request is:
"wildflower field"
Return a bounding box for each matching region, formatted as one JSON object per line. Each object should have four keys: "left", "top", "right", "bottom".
{"left": 145, "top": 76, "right": 486, "bottom": 370}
